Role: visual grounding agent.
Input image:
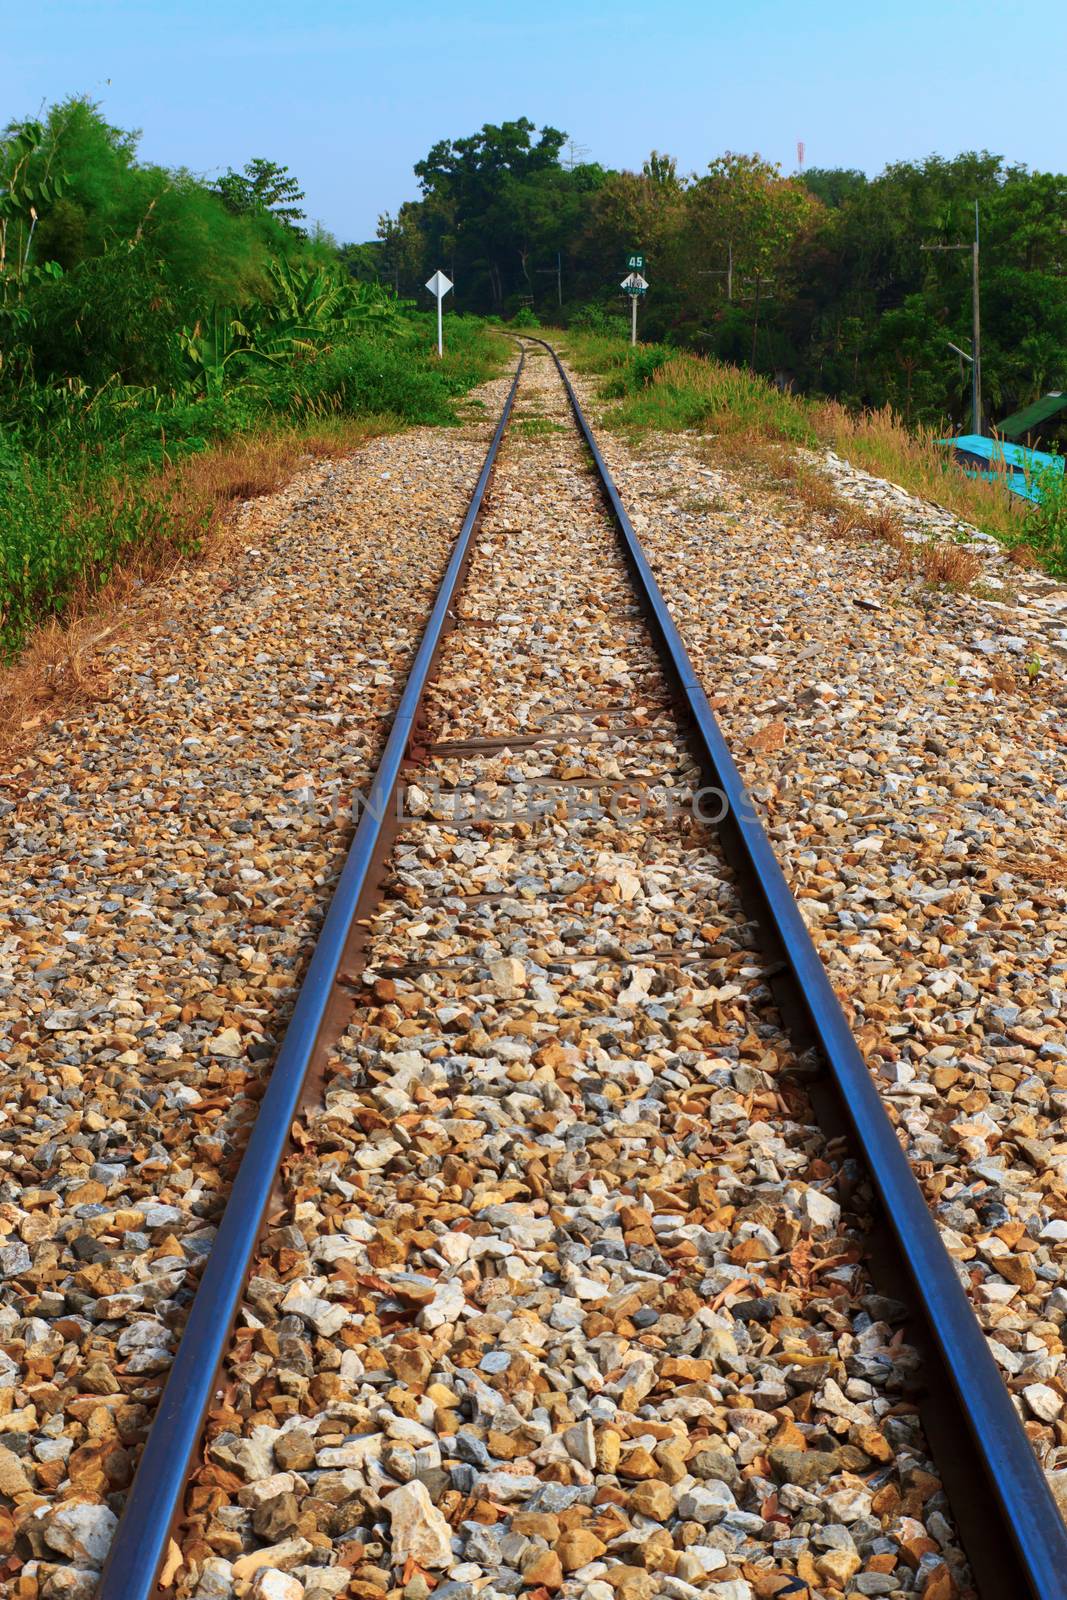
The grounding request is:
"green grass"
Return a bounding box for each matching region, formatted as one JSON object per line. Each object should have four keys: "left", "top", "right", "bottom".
{"left": 514, "top": 416, "right": 567, "bottom": 437}
{"left": 561, "top": 331, "right": 1066, "bottom": 575}
{"left": 0, "top": 316, "right": 505, "bottom": 656}
{"left": 1021, "top": 465, "right": 1067, "bottom": 573}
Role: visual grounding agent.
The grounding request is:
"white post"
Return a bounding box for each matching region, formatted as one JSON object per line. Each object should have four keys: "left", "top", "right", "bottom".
{"left": 631, "top": 293, "right": 637, "bottom": 346}
{"left": 425, "top": 271, "right": 453, "bottom": 360}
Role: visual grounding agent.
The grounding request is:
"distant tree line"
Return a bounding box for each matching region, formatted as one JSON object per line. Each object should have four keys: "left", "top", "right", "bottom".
{"left": 346, "top": 118, "right": 1067, "bottom": 431}
{"left": 3, "top": 100, "right": 1063, "bottom": 434}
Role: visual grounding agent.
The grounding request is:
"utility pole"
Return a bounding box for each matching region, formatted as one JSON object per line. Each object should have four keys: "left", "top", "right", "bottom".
{"left": 971, "top": 201, "right": 982, "bottom": 437}
{"left": 700, "top": 242, "right": 734, "bottom": 302}
{"left": 535, "top": 251, "right": 563, "bottom": 308}
{"left": 922, "top": 202, "right": 983, "bottom": 434}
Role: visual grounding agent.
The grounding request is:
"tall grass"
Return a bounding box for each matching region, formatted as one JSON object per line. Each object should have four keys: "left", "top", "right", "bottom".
{"left": 1021, "top": 465, "right": 1067, "bottom": 574}
{"left": 810, "top": 398, "right": 1028, "bottom": 547}
{"left": 0, "top": 317, "right": 503, "bottom": 657}
{"left": 563, "top": 334, "right": 1065, "bottom": 572}
{"left": 603, "top": 350, "right": 817, "bottom": 447}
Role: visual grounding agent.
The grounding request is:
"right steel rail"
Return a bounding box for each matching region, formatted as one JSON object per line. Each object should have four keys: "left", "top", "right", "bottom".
{"left": 536, "top": 336, "right": 1067, "bottom": 1600}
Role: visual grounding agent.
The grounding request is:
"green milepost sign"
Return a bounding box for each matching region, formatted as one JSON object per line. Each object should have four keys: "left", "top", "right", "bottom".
{"left": 626, "top": 252, "right": 645, "bottom": 270}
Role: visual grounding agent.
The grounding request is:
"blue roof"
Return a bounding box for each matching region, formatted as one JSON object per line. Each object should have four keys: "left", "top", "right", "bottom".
{"left": 938, "top": 434, "right": 1064, "bottom": 503}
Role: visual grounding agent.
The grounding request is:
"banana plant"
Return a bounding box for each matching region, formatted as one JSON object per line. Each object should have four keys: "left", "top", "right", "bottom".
{"left": 177, "top": 309, "right": 277, "bottom": 396}
{"left": 176, "top": 260, "right": 405, "bottom": 396}
{"left": 257, "top": 258, "right": 401, "bottom": 346}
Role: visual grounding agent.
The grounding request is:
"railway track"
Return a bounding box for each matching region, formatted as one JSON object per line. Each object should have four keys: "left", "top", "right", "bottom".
{"left": 95, "top": 341, "right": 1067, "bottom": 1600}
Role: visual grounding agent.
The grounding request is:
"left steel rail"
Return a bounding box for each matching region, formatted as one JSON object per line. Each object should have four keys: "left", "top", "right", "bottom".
{"left": 98, "top": 348, "right": 525, "bottom": 1600}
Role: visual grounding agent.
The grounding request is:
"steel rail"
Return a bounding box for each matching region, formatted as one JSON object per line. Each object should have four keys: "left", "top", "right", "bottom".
{"left": 98, "top": 349, "right": 526, "bottom": 1600}
{"left": 100, "top": 335, "right": 1065, "bottom": 1599}
{"left": 534, "top": 336, "right": 1067, "bottom": 1600}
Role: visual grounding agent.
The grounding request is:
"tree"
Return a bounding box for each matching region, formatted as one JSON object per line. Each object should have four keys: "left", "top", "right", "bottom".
{"left": 683, "top": 154, "right": 818, "bottom": 362}
{"left": 643, "top": 151, "right": 682, "bottom": 190}
{"left": 375, "top": 204, "right": 426, "bottom": 294}
{"left": 0, "top": 99, "right": 326, "bottom": 390}
{"left": 1, "top": 120, "right": 64, "bottom": 289}
{"left": 413, "top": 119, "right": 568, "bottom": 308}
{"left": 216, "top": 158, "right": 306, "bottom": 234}
{"left": 801, "top": 168, "right": 867, "bottom": 209}
{"left": 873, "top": 294, "right": 947, "bottom": 422}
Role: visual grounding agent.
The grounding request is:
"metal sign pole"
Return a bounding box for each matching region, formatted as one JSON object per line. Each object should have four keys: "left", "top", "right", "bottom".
{"left": 425, "top": 269, "right": 454, "bottom": 360}
{"left": 631, "top": 291, "right": 637, "bottom": 346}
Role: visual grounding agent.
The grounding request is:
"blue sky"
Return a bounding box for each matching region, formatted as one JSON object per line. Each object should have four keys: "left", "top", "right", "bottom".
{"left": 3, "top": 0, "right": 1062, "bottom": 242}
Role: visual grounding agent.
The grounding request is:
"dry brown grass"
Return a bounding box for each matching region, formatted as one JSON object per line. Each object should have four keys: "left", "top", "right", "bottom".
{"left": 162, "top": 419, "right": 387, "bottom": 521}
{"left": 861, "top": 506, "right": 907, "bottom": 547}
{"left": 698, "top": 431, "right": 796, "bottom": 487}
{"left": 827, "top": 508, "right": 864, "bottom": 538}
{"left": 793, "top": 472, "right": 842, "bottom": 518}
{"left": 0, "top": 613, "right": 123, "bottom": 752}
{"left": 913, "top": 541, "right": 983, "bottom": 590}
{"left": 742, "top": 453, "right": 985, "bottom": 597}
{"left": 575, "top": 335, "right": 1042, "bottom": 562}
{"left": 810, "top": 397, "right": 1029, "bottom": 547}
{"left": 0, "top": 417, "right": 390, "bottom": 761}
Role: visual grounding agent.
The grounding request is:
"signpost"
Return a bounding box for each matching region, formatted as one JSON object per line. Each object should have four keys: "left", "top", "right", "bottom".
{"left": 425, "top": 269, "right": 453, "bottom": 358}
{"left": 620, "top": 265, "right": 648, "bottom": 345}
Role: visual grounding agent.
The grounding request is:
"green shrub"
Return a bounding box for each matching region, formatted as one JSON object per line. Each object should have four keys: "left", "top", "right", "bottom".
{"left": 0, "top": 446, "right": 197, "bottom": 650}
{"left": 568, "top": 303, "right": 628, "bottom": 339}
{"left": 1022, "top": 466, "right": 1067, "bottom": 576}
{"left": 0, "top": 102, "right": 516, "bottom": 655}
{"left": 277, "top": 337, "right": 456, "bottom": 425}
{"left": 599, "top": 345, "right": 672, "bottom": 398}
{"left": 0, "top": 313, "right": 505, "bottom": 655}
{"left": 510, "top": 306, "right": 541, "bottom": 328}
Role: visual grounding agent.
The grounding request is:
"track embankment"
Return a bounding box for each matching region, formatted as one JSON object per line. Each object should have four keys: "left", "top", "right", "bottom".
{"left": 570, "top": 367, "right": 1067, "bottom": 1504}
{"left": 0, "top": 380, "right": 514, "bottom": 1594}
{"left": 3, "top": 344, "right": 1066, "bottom": 1600}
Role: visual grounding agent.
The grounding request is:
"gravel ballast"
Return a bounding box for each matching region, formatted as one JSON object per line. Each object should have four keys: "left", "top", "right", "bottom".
{"left": 0, "top": 380, "right": 514, "bottom": 1596}
{"left": 569, "top": 364, "right": 1067, "bottom": 1519}
{"left": 159, "top": 350, "right": 972, "bottom": 1600}
{"left": 3, "top": 341, "right": 1059, "bottom": 1597}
